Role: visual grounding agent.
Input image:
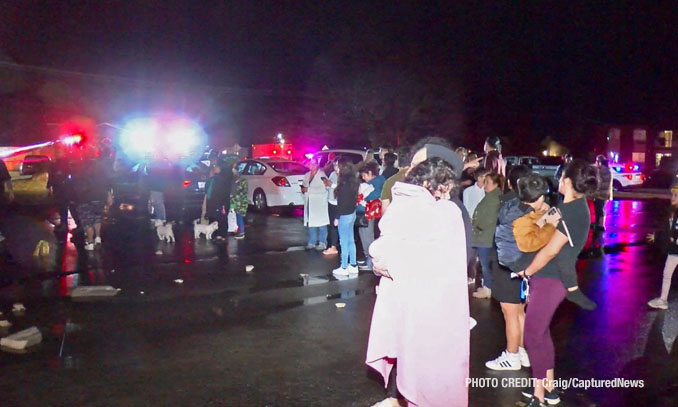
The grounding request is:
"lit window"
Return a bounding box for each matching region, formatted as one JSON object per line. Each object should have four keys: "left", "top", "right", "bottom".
{"left": 664, "top": 130, "right": 673, "bottom": 148}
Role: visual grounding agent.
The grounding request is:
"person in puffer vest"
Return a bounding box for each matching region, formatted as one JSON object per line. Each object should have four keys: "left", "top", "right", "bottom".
{"left": 484, "top": 165, "right": 533, "bottom": 371}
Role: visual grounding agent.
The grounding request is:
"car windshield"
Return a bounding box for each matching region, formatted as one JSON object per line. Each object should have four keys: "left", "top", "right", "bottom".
{"left": 268, "top": 161, "right": 308, "bottom": 175}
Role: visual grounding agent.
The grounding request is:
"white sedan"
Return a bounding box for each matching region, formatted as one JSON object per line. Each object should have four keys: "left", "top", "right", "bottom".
{"left": 236, "top": 159, "right": 309, "bottom": 211}
{"left": 610, "top": 163, "right": 645, "bottom": 190}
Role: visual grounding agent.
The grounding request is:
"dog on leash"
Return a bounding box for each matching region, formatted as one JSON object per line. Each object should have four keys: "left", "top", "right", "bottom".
{"left": 154, "top": 219, "right": 175, "bottom": 243}
{"left": 193, "top": 219, "right": 219, "bottom": 240}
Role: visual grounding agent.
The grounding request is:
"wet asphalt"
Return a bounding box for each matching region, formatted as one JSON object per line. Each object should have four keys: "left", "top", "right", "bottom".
{"left": 0, "top": 201, "right": 677, "bottom": 407}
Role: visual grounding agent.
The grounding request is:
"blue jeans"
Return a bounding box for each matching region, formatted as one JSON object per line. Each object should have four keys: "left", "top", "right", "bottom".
{"left": 476, "top": 247, "right": 493, "bottom": 289}
{"left": 338, "top": 212, "right": 357, "bottom": 269}
{"left": 236, "top": 214, "right": 245, "bottom": 234}
{"left": 307, "top": 226, "right": 328, "bottom": 246}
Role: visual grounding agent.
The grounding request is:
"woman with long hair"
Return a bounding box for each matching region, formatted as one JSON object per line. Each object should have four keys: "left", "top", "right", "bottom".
{"left": 517, "top": 159, "right": 599, "bottom": 407}
{"left": 332, "top": 157, "right": 360, "bottom": 275}
{"left": 366, "top": 157, "right": 469, "bottom": 407}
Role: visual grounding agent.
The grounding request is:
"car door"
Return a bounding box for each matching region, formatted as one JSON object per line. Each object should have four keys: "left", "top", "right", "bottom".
{"left": 244, "top": 161, "right": 268, "bottom": 204}
{"left": 236, "top": 161, "right": 251, "bottom": 201}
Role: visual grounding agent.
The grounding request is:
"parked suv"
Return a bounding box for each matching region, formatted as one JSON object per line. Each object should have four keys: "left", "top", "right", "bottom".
{"left": 310, "top": 149, "right": 377, "bottom": 168}
{"left": 111, "top": 161, "right": 209, "bottom": 222}
{"left": 20, "top": 155, "right": 52, "bottom": 175}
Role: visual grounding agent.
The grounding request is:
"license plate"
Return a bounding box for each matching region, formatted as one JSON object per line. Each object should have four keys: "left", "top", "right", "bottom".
{"left": 198, "top": 182, "right": 206, "bottom": 189}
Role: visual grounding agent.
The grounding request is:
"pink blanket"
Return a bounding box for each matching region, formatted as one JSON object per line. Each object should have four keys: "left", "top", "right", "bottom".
{"left": 366, "top": 182, "right": 470, "bottom": 407}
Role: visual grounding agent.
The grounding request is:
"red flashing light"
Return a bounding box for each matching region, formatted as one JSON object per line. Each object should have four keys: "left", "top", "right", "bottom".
{"left": 62, "top": 134, "right": 84, "bottom": 146}
{"left": 287, "top": 150, "right": 292, "bottom": 155}
{"left": 183, "top": 180, "right": 192, "bottom": 187}
{"left": 272, "top": 149, "right": 278, "bottom": 155}
{"left": 625, "top": 174, "right": 633, "bottom": 180}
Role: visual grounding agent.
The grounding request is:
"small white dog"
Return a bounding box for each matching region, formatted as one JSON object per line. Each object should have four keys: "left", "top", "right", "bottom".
{"left": 193, "top": 219, "right": 219, "bottom": 240}
{"left": 154, "top": 220, "right": 175, "bottom": 243}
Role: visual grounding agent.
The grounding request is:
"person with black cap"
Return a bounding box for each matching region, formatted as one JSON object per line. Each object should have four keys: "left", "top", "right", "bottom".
{"left": 366, "top": 137, "right": 475, "bottom": 407}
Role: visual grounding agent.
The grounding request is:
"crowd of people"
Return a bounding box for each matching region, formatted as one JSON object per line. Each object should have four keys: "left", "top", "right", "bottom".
{"left": 293, "top": 135, "right": 636, "bottom": 407}
{"left": 3, "top": 133, "right": 678, "bottom": 406}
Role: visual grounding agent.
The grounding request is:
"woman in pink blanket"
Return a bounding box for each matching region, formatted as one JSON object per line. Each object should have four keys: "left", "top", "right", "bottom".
{"left": 366, "top": 157, "right": 470, "bottom": 407}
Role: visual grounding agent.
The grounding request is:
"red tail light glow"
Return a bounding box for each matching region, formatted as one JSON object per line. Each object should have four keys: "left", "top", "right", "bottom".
{"left": 625, "top": 174, "right": 633, "bottom": 180}
{"left": 271, "top": 176, "right": 290, "bottom": 187}
{"left": 183, "top": 180, "right": 192, "bottom": 187}
{"left": 272, "top": 149, "right": 278, "bottom": 155}
{"left": 287, "top": 150, "right": 292, "bottom": 155}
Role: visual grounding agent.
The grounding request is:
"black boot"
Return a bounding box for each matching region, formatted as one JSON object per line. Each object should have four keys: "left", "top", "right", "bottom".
{"left": 567, "top": 288, "right": 597, "bottom": 310}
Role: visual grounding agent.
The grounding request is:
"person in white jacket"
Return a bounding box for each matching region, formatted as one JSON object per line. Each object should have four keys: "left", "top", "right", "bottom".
{"left": 302, "top": 159, "right": 330, "bottom": 250}
{"left": 463, "top": 166, "right": 489, "bottom": 217}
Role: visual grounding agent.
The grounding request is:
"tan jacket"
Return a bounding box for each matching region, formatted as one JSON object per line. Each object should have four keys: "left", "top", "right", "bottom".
{"left": 513, "top": 211, "right": 556, "bottom": 253}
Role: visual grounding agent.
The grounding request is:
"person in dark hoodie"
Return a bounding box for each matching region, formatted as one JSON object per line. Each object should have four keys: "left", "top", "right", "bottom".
{"left": 205, "top": 162, "right": 232, "bottom": 241}
{"left": 485, "top": 165, "right": 533, "bottom": 371}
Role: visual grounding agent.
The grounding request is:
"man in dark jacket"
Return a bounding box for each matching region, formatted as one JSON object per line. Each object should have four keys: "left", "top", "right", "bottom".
{"left": 205, "top": 162, "right": 232, "bottom": 240}
{"left": 48, "top": 148, "right": 80, "bottom": 239}
{"left": 494, "top": 166, "right": 532, "bottom": 268}
{"left": 594, "top": 155, "right": 612, "bottom": 230}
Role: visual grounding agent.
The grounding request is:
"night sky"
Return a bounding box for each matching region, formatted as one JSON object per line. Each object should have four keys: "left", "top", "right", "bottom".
{"left": 2, "top": 1, "right": 678, "bottom": 149}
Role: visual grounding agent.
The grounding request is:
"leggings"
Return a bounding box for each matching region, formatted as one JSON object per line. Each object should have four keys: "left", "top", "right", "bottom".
{"left": 660, "top": 254, "right": 678, "bottom": 300}
{"left": 524, "top": 276, "right": 567, "bottom": 381}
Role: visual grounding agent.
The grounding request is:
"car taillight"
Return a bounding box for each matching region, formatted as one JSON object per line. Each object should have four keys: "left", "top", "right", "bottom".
{"left": 183, "top": 180, "right": 192, "bottom": 187}
{"left": 272, "top": 176, "right": 290, "bottom": 187}
{"left": 625, "top": 174, "right": 633, "bottom": 180}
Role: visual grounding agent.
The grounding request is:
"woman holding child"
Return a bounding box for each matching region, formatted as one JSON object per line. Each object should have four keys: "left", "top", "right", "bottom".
{"left": 517, "top": 159, "right": 599, "bottom": 407}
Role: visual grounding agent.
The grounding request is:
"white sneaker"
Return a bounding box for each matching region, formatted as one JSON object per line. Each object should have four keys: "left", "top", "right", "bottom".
{"left": 84, "top": 243, "right": 95, "bottom": 251}
{"left": 332, "top": 267, "right": 350, "bottom": 276}
{"left": 485, "top": 350, "right": 521, "bottom": 371}
{"left": 648, "top": 297, "right": 669, "bottom": 310}
{"left": 348, "top": 265, "right": 360, "bottom": 275}
{"left": 518, "top": 346, "right": 531, "bottom": 367}
{"left": 370, "top": 398, "right": 403, "bottom": 407}
{"left": 94, "top": 237, "right": 102, "bottom": 245}
{"left": 472, "top": 286, "right": 492, "bottom": 299}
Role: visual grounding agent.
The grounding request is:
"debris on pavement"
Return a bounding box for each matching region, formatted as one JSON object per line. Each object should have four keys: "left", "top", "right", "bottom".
{"left": 140, "top": 291, "right": 145, "bottom": 295}
{"left": 71, "top": 286, "right": 121, "bottom": 300}
{"left": 1, "top": 326, "right": 42, "bottom": 350}
{"left": 12, "top": 303, "right": 26, "bottom": 315}
{"left": 245, "top": 265, "right": 254, "bottom": 272}
{"left": 155, "top": 250, "right": 163, "bottom": 255}
{"left": 173, "top": 279, "right": 184, "bottom": 284}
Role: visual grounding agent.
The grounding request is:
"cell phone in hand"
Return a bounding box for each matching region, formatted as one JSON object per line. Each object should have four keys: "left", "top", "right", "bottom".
{"left": 321, "top": 177, "right": 329, "bottom": 182}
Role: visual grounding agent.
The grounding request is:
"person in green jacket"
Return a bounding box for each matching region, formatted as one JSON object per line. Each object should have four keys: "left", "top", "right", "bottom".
{"left": 471, "top": 172, "right": 504, "bottom": 299}
{"left": 230, "top": 169, "right": 249, "bottom": 240}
